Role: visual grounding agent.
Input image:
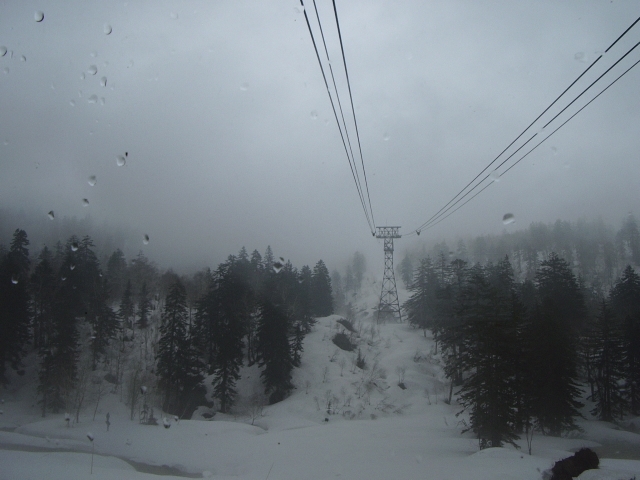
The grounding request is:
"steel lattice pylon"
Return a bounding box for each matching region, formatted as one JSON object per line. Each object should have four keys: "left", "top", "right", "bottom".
{"left": 376, "top": 226, "right": 402, "bottom": 323}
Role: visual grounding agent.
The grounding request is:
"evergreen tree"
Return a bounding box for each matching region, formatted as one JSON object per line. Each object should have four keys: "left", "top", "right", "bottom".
{"left": 609, "top": 265, "right": 640, "bottom": 415}
{"left": 311, "top": 260, "right": 333, "bottom": 316}
{"left": 398, "top": 254, "right": 414, "bottom": 288}
{"left": 0, "top": 229, "right": 31, "bottom": 384}
{"left": 250, "top": 249, "right": 263, "bottom": 279}
{"left": 263, "top": 245, "right": 274, "bottom": 273}
{"left": 156, "top": 280, "right": 203, "bottom": 416}
{"left": 290, "top": 321, "right": 304, "bottom": 367}
{"left": 78, "top": 236, "right": 102, "bottom": 318}
{"left": 456, "top": 259, "right": 523, "bottom": 448}
{"left": 52, "top": 240, "right": 65, "bottom": 273}
{"left": 529, "top": 253, "right": 585, "bottom": 435}
{"left": 437, "top": 258, "right": 469, "bottom": 390}
{"left": 136, "top": 282, "right": 151, "bottom": 330}
{"left": 105, "top": 248, "right": 127, "bottom": 300}
{"left": 129, "top": 251, "right": 159, "bottom": 299}
{"left": 193, "top": 275, "right": 221, "bottom": 372}
{"left": 403, "top": 257, "right": 439, "bottom": 335}
{"left": 38, "top": 289, "right": 80, "bottom": 414}
{"left": 30, "top": 247, "right": 57, "bottom": 350}
{"left": 58, "top": 235, "right": 101, "bottom": 320}
{"left": 588, "top": 300, "right": 626, "bottom": 421}
{"left": 298, "top": 265, "right": 314, "bottom": 327}
{"left": 90, "top": 279, "right": 119, "bottom": 370}
{"left": 211, "top": 259, "right": 247, "bottom": 413}
{"left": 118, "top": 280, "right": 135, "bottom": 348}
{"left": 257, "top": 286, "right": 294, "bottom": 404}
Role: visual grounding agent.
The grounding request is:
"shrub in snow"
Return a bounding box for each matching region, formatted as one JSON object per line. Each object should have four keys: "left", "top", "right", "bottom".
{"left": 355, "top": 349, "right": 366, "bottom": 370}
{"left": 332, "top": 332, "right": 355, "bottom": 352}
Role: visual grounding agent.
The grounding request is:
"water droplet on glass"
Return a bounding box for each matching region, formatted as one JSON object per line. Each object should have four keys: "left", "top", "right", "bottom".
{"left": 88, "top": 65, "right": 97, "bottom": 75}
{"left": 116, "top": 155, "right": 126, "bottom": 166}
{"left": 502, "top": 213, "right": 515, "bottom": 225}
{"left": 3, "top": 67, "right": 9, "bottom": 75}
{"left": 70, "top": 263, "right": 76, "bottom": 271}
{"left": 0, "top": 47, "right": 6, "bottom": 57}
{"left": 71, "top": 242, "right": 78, "bottom": 251}
{"left": 99, "top": 97, "right": 105, "bottom": 105}
{"left": 170, "top": 12, "right": 179, "bottom": 19}
{"left": 551, "top": 146, "right": 558, "bottom": 155}
{"left": 104, "top": 24, "right": 112, "bottom": 35}
{"left": 47, "top": 211, "right": 55, "bottom": 220}
{"left": 69, "top": 99, "right": 76, "bottom": 107}
{"left": 61, "top": 276, "right": 66, "bottom": 281}
{"left": 20, "top": 55, "right": 26, "bottom": 62}
{"left": 82, "top": 198, "right": 89, "bottom": 207}
{"left": 240, "top": 83, "right": 249, "bottom": 91}
{"left": 88, "top": 95, "right": 98, "bottom": 104}
{"left": 100, "top": 76, "right": 107, "bottom": 87}
{"left": 34, "top": 11, "right": 45, "bottom": 22}
{"left": 574, "top": 52, "right": 587, "bottom": 63}
{"left": 490, "top": 170, "right": 501, "bottom": 183}
{"left": 80, "top": 72, "right": 85, "bottom": 80}
{"left": 11, "top": 275, "right": 19, "bottom": 285}
{"left": 90, "top": 51, "right": 97, "bottom": 58}
{"left": 311, "top": 110, "right": 318, "bottom": 120}
{"left": 294, "top": 6, "right": 305, "bottom": 13}
{"left": 78, "top": 90, "right": 83, "bottom": 98}
{"left": 273, "top": 257, "right": 285, "bottom": 273}
{"left": 88, "top": 175, "right": 97, "bottom": 186}
{"left": 143, "top": 234, "right": 149, "bottom": 245}
{"left": 383, "top": 133, "right": 390, "bottom": 141}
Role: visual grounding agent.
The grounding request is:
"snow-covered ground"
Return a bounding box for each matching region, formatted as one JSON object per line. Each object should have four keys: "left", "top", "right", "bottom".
{"left": 1, "top": 281, "right": 640, "bottom": 479}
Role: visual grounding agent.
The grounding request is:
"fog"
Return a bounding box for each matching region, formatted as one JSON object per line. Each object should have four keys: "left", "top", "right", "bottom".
{"left": 1, "top": 1, "right": 639, "bottom": 273}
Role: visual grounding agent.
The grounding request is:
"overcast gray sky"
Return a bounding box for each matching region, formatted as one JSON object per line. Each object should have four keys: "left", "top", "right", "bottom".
{"left": 1, "top": 1, "right": 639, "bottom": 274}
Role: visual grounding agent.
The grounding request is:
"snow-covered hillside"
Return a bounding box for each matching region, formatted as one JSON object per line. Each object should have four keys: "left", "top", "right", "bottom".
{"left": 1, "top": 283, "right": 640, "bottom": 479}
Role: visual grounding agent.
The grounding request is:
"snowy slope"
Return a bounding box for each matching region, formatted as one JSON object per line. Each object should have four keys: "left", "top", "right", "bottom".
{"left": 1, "top": 280, "right": 640, "bottom": 479}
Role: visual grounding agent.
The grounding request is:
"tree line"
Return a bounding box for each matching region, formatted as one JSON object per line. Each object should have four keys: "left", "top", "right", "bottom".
{"left": 399, "top": 214, "right": 640, "bottom": 293}
{"left": 404, "top": 251, "right": 640, "bottom": 449}
{"left": 0, "top": 229, "right": 334, "bottom": 419}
